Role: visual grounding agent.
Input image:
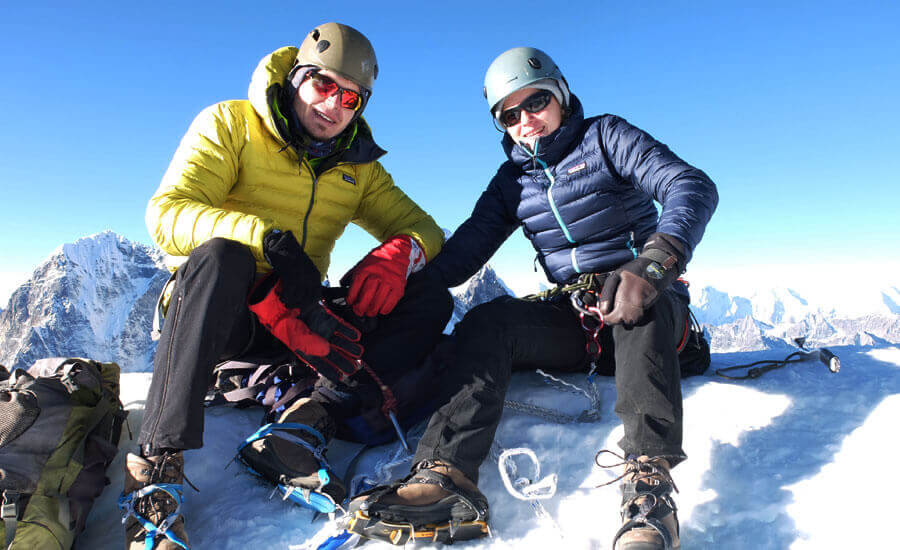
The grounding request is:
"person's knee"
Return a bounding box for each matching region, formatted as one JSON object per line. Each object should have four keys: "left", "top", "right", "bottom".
{"left": 190, "top": 238, "right": 255, "bottom": 270}
{"left": 186, "top": 237, "right": 256, "bottom": 280}
{"left": 454, "top": 297, "right": 518, "bottom": 344}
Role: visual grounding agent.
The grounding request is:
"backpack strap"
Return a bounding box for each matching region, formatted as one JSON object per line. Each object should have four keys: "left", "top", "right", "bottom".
{"left": 2, "top": 491, "right": 19, "bottom": 549}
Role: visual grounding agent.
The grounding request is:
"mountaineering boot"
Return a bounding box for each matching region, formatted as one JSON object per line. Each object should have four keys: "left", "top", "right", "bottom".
{"left": 121, "top": 451, "right": 190, "bottom": 550}
{"left": 346, "top": 460, "right": 490, "bottom": 545}
{"left": 238, "top": 397, "right": 347, "bottom": 503}
{"left": 612, "top": 455, "right": 680, "bottom": 550}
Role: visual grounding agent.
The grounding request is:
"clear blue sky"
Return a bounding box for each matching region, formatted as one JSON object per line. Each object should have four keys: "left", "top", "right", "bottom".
{"left": 2, "top": 1, "right": 898, "bottom": 299}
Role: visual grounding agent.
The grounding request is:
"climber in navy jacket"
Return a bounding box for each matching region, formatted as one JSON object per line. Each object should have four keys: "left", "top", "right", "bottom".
{"left": 347, "top": 47, "right": 717, "bottom": 550}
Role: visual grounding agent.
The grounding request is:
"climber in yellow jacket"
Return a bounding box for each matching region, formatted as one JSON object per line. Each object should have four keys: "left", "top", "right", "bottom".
{"left": 121, "top": 23, "right": 451, "bottom": 550}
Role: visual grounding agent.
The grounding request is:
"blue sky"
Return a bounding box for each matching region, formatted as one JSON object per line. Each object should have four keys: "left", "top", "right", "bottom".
{"left": 1, "top": 1, "right": 898, "bottom": 300}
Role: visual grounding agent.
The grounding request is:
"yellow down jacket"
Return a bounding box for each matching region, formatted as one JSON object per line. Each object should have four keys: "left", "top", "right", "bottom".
{"left": 146, "top": 46, "right": 443, "bottom": 279}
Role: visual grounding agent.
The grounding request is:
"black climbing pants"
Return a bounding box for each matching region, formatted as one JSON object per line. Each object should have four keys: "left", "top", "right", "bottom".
{"left": 412, "top": 292, "right": 688, "bottom": 483}
{"left": 138, "top": 238, "right": 453, "bottom": 451}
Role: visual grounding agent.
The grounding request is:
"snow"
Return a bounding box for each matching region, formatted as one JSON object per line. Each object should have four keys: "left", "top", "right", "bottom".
{"left": 80, "top": 343, "right": 900, "bottom": 549}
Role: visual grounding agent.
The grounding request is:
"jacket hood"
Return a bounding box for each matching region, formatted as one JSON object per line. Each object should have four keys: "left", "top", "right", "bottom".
{"left": 248, "top": 47, "right": 385, "bottom": 162}
{"left": 502, "top": 94, "right": 586, "bottom": 169}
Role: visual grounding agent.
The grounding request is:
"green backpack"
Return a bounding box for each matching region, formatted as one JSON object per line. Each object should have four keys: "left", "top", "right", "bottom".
{"left": 0, "top": 358, "right": 127, "bottom": 550}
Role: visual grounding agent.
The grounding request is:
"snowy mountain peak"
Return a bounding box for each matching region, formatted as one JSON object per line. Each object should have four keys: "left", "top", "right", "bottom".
{"left": 449, "top": 264, "right": 513, "bottom": 328}
{"left": 0, "top": 232, "right": 168, "bottom": 372}
{"left": 56, "top": 230, "right": 162, "bottom": 271}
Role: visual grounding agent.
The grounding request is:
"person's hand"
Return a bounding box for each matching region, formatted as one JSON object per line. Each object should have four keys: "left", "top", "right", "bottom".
{"left": 341, "top": 235, "right": 426, "bottom": 317}
{"left": 598, "top": 233, "right": 685, "bottom": 326}
{"left": 249, "top": 277, "right": 363, "bottom": 384}
{"left": 262, "top": 229, "right": 322, "bottom": 309}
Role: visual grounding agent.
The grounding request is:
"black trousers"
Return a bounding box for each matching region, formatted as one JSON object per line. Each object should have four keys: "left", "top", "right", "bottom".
{"left": 138, "top": 238, "right": 453, "bottom": 451}
{"left": 412, "top": 292, "right": 688, "bottom": 483}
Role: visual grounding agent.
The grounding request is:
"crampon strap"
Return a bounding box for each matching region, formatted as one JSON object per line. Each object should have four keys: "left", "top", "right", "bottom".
{"left": 118, "top": 483, "right": 189, "bottom": 550}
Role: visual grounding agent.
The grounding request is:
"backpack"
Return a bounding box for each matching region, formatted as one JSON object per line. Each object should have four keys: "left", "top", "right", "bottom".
{"left": 0, "top": 358, "right": 126, "bottom": 550}
{"left": 677, "top": 310, "right": 711, "bottom": 377}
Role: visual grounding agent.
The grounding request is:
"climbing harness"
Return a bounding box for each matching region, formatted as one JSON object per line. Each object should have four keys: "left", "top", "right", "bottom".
{"left": 505, "top": 273, "right": 607, "bottom": 425}
{"left": 715, "top": 337, "right": 841, "bottom": 380}
{"left": 520, "top": 272, "right": 605, "bottom": 303}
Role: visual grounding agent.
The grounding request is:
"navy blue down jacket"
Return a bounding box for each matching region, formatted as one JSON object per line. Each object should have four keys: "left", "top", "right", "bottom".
{"left": 429, "top": 96, "right": 718, "bottom": 298}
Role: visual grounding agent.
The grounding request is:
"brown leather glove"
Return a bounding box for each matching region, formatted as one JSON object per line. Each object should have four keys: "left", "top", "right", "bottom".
{"left": 598, "top": 233, "right": 686, "bottom": 326}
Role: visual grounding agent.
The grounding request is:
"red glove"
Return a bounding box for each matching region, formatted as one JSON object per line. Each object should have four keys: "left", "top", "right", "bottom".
{"left": 342, "top": 235, "right": 426, "bottom": 317}
{"left": 249, "top": 278, "right": 363, "bottom": 383}
{"left": 250, "top": 281, "right": 329, "bottom": 355}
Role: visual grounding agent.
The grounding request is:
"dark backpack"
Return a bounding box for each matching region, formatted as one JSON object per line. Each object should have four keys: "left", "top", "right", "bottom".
{"left": 677, "top": 310, "right": 711, "bottom": 377}
{"left": 0, "top": 358, "right": 126, "bottom": 550}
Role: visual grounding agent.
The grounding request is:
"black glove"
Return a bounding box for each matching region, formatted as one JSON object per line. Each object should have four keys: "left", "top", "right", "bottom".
{"left": 262, "top": 230, "right": 322, "bottom": 309}
{"left": 598, "top": 232, "right": 686, "bottom": 326}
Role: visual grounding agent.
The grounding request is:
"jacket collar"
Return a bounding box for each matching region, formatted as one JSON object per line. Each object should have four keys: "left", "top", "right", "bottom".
{"left": 502, "top": 95, "right": 585, "bottom": 170}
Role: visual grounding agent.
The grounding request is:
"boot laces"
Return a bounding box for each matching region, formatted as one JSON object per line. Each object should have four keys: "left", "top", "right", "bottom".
{"left": 136, "top": 452, "right": 197, "bottom": 521}
{"left": 594, "top": 449, "right": 679, "bottom": 492}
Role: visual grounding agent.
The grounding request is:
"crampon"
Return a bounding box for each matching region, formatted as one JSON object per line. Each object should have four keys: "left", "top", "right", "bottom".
{"left": 343, "top": 468, "right": 490, "bottom": 545}
{"left": 234, "top": 422, "right": 345, "bottom": 515}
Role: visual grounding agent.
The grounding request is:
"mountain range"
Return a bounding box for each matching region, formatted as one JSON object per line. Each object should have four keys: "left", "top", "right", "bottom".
{"left": 1, "top": 232, "right": 898, "bottom": 372}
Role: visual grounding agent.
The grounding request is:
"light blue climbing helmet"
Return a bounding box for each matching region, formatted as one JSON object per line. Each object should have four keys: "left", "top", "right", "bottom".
{"left": 483, "top": 47, "right": 570, "bottom": 121}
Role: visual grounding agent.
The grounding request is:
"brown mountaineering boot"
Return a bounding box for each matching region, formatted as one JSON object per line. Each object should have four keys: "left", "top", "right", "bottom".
{"left": 238, "top": 397, "right": 346, "bottom": 503}
{"left": 368, "top": 460, "right": 480, "bottom": 507}
{"left": 597, "top": 451, "right": 681, "bottom": 550}
{"left": 346, "top": 460, "right": 490, "bottom": 545}
{"left": 122, "top": 451, "right": 190, "bottom": 550}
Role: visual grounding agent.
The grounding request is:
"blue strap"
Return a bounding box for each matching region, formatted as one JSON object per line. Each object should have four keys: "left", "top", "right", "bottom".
{"left": 118, "top": 483, "right": 189, "bottom": 550}
{"left": 237, "top": 422, "right": 331, "bottom": 470}
{"left": 317, "top": 530, "right": 356, "bottom": 550}
{"left": 279, "top": 479, "right": 338, "bottom": 513}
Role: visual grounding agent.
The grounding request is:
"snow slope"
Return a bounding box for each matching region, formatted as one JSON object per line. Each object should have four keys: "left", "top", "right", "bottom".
{"left": 81, "top": 344, "right": 900, "bottom": 549}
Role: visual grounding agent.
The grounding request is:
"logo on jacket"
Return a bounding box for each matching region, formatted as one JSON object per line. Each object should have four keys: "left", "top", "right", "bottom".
{"left": 342, "top": 173, "right": 356, "bottom": 185}
{"left": 567, "top": 162, "right": 586, "bottom": 175}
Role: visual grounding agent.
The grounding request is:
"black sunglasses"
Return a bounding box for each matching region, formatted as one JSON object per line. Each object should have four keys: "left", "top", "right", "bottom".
{"left": 496, "top": 90, "right": 554, "bottom": 128}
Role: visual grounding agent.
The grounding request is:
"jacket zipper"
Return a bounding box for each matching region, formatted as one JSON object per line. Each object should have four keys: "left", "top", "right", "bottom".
{"left": 298, "top": 157, "right": 319, "bottom": 250}
{"left": 533, "top": 152, "right": 580, "bottom": 274}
